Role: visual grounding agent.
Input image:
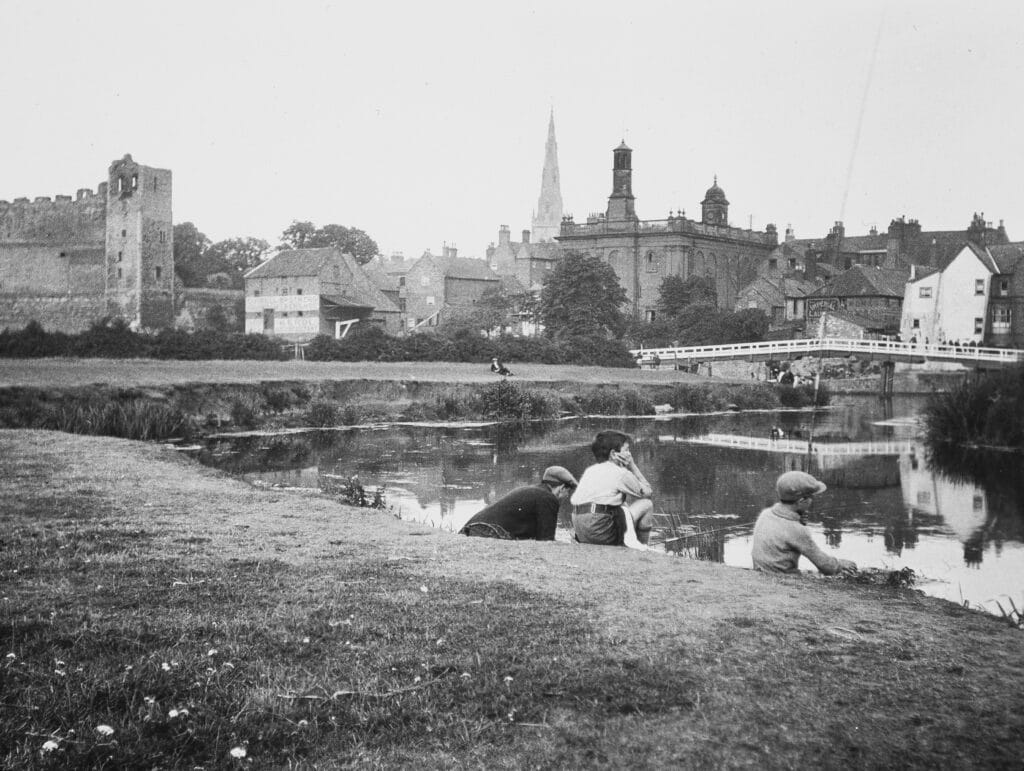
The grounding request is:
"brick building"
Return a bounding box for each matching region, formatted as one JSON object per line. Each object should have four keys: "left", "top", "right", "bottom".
{"left": 556, "top": 142, "right": 778, "bottom": 318}
{"left": 805, "top": 265, "right": 909, "bottom": 338}
{"left": 404, "top": 247, "right": 500, "bottom": 329}
{"left": 0, "top": 154, "right": 174, "bottom": 331}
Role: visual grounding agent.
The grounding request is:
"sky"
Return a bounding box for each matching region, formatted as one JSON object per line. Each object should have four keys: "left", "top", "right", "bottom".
{"left": 3, "top": 1, "right": 1024, "bottom": 260}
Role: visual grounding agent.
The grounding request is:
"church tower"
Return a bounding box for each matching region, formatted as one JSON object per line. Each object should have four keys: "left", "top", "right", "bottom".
{"left": 606, "top": 141, "right": 636, "bottom": 223}
{"left": 531, "top": 110, "right": 564, "bottom": 242}
{"left": 104, "top": 154, "right": 174, "bottom": 329}
{"left": 701, "top": 176, "right": 729, "bottom": 225}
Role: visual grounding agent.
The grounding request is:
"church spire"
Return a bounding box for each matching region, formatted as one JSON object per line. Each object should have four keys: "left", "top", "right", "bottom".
{"left": 531, "top": 109, "right": 564, "bottom": 242}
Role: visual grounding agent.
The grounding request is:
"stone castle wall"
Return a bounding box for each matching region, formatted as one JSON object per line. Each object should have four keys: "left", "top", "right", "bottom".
{"left": 0, "top": 293, "right": 108, "bottom": 333}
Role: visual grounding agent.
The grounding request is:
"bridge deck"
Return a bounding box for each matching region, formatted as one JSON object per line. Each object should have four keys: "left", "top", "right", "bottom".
{"left": 631, "top": 338, "right": 1024, "bottom": 367}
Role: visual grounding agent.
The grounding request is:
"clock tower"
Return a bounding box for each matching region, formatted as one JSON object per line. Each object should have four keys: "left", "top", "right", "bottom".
{"left": 701, "top": 176, "right": 729, "bottom": 225}
{"left": 606, "top": 141, "right": 637, "bottom": 223}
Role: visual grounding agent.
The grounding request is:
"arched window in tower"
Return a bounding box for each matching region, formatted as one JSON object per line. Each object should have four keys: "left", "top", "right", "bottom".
{"left": 646, "top": 251, "right": 659, "bottom": 273}
{"left": 131, "top": 174, "right": 138, "bottom": 191}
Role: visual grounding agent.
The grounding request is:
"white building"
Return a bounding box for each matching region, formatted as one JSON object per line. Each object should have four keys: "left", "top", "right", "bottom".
{"left": 900, "top": 243, "right": 997, "bottom": 344}
{"left": 244, "top": 247, "right": 401, "bottom": 341}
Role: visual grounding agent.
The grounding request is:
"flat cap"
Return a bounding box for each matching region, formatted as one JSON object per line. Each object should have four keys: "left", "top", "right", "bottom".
{"left": 776, "top": 470, "right": 827, "bottom": 502}
{"left": 542, "top": 465, "right": 578, "bottom": 488}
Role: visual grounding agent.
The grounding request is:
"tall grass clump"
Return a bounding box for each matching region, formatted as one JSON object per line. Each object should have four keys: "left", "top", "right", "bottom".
{"left": 923, "top": 366, "right": 1024, "bottom": 448}
{"left": 475, "top": 381, "right": 559, "bottom": 422}
{"left": 776, "top": 382, "right": 830, "bottom": 408}
{"left": 42, "top": 399, "right": 193, "bottom": 440}
{"left": 304, "top": 400, "right": 339, "bottom": 428}
{"left": 577, "top": 388, "right": 654, "bottom": 415}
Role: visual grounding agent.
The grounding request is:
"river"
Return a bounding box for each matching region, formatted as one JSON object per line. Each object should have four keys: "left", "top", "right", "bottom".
{"left": 186, "top": 395, "right": 1024, "bottom": 621}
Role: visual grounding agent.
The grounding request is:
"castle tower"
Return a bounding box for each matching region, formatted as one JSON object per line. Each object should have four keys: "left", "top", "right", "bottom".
{"left": 105, "top": 154, "right": 174, "bottom": 329}
{"left": 606, "top": 140, "right": 636, "bottom": 223}
{"left": 531, "top": 110, "right": 564, "bottom": 243}
{"left": 701, "top": 176, "right": 729, "bottom": 225}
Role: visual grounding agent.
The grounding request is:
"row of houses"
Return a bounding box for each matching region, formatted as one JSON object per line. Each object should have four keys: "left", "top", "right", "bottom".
{"left": 243, "top": 245, "right": 505, "bottom": 341}
{"left": 734, "top": 213, "right": 1024, "bottom": 349}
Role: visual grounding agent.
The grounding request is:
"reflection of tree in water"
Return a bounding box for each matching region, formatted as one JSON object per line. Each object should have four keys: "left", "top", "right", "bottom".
{"left": 196, "top": 434, "right": 316, "bottom": 474}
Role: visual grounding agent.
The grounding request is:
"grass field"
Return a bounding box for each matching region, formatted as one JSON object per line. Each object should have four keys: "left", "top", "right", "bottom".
{"left": 4, "top": 429, "right": 1024, "bottom": 768}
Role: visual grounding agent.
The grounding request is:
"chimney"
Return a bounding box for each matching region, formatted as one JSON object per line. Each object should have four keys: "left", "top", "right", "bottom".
{"left": 785, "top": 224, "right": 795, "bottom": 242}
{"left": 522, "top": 229, "right": 531, "bottom": 244}
{"left": 498, "top": 225, "right": 511, "bottom": 246}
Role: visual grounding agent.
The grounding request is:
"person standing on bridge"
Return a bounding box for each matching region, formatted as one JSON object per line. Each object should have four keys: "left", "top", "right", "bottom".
{"left": 571, "top": 430, "right": 654, "bottom": 550}
{"left": 751, "top": 471, "right": 857, "bottom": 576}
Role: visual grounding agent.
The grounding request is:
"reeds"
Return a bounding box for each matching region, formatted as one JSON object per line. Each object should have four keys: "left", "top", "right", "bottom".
{"left": 46, "top": 399, "right": 193, "bottom": 440}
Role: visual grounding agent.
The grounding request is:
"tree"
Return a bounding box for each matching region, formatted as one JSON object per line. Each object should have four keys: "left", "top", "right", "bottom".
{"left": 539, "top": 251, "right": 629, "bottom": 339}
{"left": 279, "top": 221, "right": 379, "bottom": 264}
{"left": 656, "top": 275, "right": 718, "bottom": 317}
{"left": 206, "top": 237, "right": 271, "bottom": 273}
{"left": 172, "top": 222, "right": 212, "bottom": 287}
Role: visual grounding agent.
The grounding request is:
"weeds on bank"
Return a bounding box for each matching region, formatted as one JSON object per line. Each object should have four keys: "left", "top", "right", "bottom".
{"left": 0, "top": 394, "right": 194, "bottom": 441}
{"left": 1, "top": 521, "right": 700, "bottom": 768}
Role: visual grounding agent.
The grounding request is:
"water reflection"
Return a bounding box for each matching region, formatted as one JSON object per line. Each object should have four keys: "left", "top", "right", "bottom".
{"left": 190, "top": 396, "right": 1024, "bottom": 618}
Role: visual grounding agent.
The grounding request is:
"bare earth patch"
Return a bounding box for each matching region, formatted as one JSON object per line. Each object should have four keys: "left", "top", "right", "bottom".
{"left": 3, "top": 429, "right": 1023, "bottom": 768}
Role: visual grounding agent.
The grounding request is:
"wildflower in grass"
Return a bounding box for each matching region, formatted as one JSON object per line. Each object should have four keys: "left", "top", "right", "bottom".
{"left": 41, "top": 739, "right": 59, "bottom": 752}
{"left": 161, "top": 662, "right": 171, "bottom": 671}
{"left": 461, "top": 672, "right": 471, "bottom": 680}
{"left": 169, "top": 708, "right": 190, "bottom": 719}
{"left": 297, "top": 720, "right": 308, "bottom": 727}
{"left": 229, "top": 746, "right": 247, "bottom": 758}
{"left": 144, "top": 696, "right": 156, "bottom": 705}
{"left": 414, "top": 675, "right": 422, "bottom": 684}
{"left": 504, "top": 675, "right": 514, "bottom": 684}
{"left": 420, "top": 585, "right": 428, "bottom": 593}
{"left": 302, "top": 637, "right": 310, "bottom": 644}
{"left": 207, "top": 648, "right": 218, "bottom": 657}
{"left": 95, "top": 725, "right": 115, "bottom": 736}
{"left": 5, "top": 652, "right": 14, "bottom": 661}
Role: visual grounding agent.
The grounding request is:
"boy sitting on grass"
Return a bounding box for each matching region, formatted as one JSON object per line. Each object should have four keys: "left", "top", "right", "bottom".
{"left": 752, "top": 470, "right": 857, "bottom": 575}
{"left": 570, "top": 430, "right": 654, "bottom": 550}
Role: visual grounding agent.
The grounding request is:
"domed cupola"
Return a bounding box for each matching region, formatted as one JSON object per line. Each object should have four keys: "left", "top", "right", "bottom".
{"left": 701, "top": 175, "right": 729, "bottom": 225}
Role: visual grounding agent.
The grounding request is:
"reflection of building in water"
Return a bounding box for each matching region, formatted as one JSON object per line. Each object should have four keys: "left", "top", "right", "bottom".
{"left": 900, "top": 445, "right": 990, "bottom": 565}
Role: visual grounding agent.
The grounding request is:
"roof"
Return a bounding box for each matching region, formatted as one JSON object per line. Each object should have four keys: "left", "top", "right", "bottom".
{"left": 988, "top": 243, "right": 1024, "bottom": 274}
{"left": 435, "top": 256, "right": 500, "bottom": 281}
{"left": 245, "top": 247, "right": 340, "bottom": 279}
{"left": 809, "top": 265, "right": 909, "bottom": 299}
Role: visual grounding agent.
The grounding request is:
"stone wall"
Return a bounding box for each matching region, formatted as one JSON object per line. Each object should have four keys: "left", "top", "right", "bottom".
{"left": 175, "top": 288, "right": 245, "bottom": 332}
{"left": 0, "top": 293, "right": 108, "bottom": 333}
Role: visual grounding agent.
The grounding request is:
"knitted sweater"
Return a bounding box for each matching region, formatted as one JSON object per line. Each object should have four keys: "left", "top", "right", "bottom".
{"left": 751, "top": 502, "right": 842, "bottom": 575}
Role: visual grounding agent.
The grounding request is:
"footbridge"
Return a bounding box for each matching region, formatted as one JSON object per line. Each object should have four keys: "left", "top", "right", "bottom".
{"left": 631, "top": 338, "right": 1024, "bottom": 368}
{"left": 678, "top": 433, "right": 916, "bottom": 457}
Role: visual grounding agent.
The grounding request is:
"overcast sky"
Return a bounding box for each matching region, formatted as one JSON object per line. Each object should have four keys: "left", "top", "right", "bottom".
{"left": 3, "top": 1, "right": 1023, "bottom": 259}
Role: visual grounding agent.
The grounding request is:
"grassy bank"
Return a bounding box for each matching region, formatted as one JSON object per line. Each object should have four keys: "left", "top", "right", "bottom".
{"left": 3, "top": 430, "right": 1024, "bottom": 768}
{"left": 0, "top": 359, "right": 825, "bottom": 441}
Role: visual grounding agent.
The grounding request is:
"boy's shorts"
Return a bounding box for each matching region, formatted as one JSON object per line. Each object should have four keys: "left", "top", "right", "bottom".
{"left": 572, "top": 504, "right": 627, "bottom": 546}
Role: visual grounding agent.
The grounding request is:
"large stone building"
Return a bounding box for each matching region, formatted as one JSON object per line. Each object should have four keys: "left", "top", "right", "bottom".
{"left": 556, "top": 142, "right": 778, "bottom": 318}
{"left": 404, "top": 246, "right": 500, "bottom": 330}
{"left": 0, "top": 154, "right": 174, "bottom": 331}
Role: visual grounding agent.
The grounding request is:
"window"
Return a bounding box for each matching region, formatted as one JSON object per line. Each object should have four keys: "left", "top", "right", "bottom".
{"left": 973, "top": 495, "right": 984, "bottom": 512}
{"left": 788, "top": 258, "right": 797, "bottom": 269}
{"left": 917, "top": 491, "right": 932, "bottom": 505}
{"left": 399, "top": 277, "right": 406, "bottom": 287}
{"left": 153, "top": 176, "right": 158, "bottom": 191}
{"left": 159, "top": 231, "right": 165, "bottom": 243}
{"left": 155, "top": 266, "right": 162, "bottom": 280}
{"left": 117, "top": 251, "right": 123, "bottom": 262}
{"left": 281, "top": 312, "right": 289, "bottom": 317}
{"left": 296, "top": 288, "right": 303, "bottom": 295}
{"left": 420, "top": 275, "right": 429, "bottom": 287}
{"left": 121, "top": 229, "right": 127, "bottom": 237}
{"left": 975, "top": 317, "right": 984, "bottom": 334}
{"left": 992, "top": 307, "right": 1011, "bottom": 332}
{"left": 645, "top": 252, "right": 658, "bottom": 272}
{"left": 975, "top": 279, "right": 985, "bottom": 295}
{"left": 131, "top": 174, "right": 138, "bottom": 190}
{"left": 999, "top": 279, "right": 1010, "bottom": 296}
{"left": 253, "top": 290, "right": 260, "bottom": 297}
{"left": 426, "top": 295, "right": 435, "bottom": 306}
{"left": 282, "top": 288, "right": 289, "bottom": 295}
{"left": 918, "top": 287, "right": 932, "bottom": 298}
{"left": 297, "top": 311, "right": 303, "bottom": 317}
{"left": 912, "top": 319, "right": 920, "bottom": 329}
{"left": 117, "top": 267, "right": 122, "bottom": 279}
{"left": 768, "top": 258, "right": 778, "bottom": 270}
{"left": 645, "top": 309, "right": 656, "bottom": 322}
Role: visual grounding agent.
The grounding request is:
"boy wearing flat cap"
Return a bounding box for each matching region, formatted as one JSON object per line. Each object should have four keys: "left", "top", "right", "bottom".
{"left": 751, "top": 471, "right": 857, "bottom": 575}
{"left": 460, "top": 466, "right": 577, "bottom": 541}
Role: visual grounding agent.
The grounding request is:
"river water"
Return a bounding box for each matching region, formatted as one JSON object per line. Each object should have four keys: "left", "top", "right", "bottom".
{"left": 186, "top": 395, "right": 1024, "bottom": 620}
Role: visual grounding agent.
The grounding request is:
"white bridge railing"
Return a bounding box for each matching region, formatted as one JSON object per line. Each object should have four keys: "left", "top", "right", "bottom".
{"left": 684, "top": 433, "right": 917, "bottom": 456}
{"left": 630, "top": 338, "right": 1024, "bottom": 366}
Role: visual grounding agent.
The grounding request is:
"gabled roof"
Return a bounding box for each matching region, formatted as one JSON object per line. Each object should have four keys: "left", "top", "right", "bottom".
{"left": 964, "top": 241, "right": 999, "bottom": 274}
{"left": 435, "top": 256, "right": 500, "bottom": 281}
{"left": 988, "top": 243, "right": 1024, "bottom": 274}
{"left": 823, "top": 309, "right": 890, "bottom": 331}
{"left": 245, "top": 247, "right": 339, "bottom": 279}
{"left": 809, "top": 265, "right": 909, "bottom": 299}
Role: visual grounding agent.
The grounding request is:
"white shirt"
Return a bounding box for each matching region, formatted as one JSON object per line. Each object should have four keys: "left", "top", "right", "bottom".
{"left": 570, "top": 461, "right": 650, "bottom": 506}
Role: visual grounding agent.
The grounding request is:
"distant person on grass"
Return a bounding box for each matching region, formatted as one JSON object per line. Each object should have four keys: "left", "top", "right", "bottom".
{"left": 490, "top": 356, "right": 514, "bottom": 376}
{"left": 459, "top": 466, "right": 577, "bottom": 540}
{"left": 751, "top": 471, "right": 857, "bottom": 575}
{"left": 570, "top": 430, "right": 654, "bottom": 550}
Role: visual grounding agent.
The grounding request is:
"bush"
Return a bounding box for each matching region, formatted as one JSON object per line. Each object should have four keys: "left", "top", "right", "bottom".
{"left": 476, "top": 381, "right": 559, "bottom": 421}
{"left": 924, "top": 365, "right": 1024, "bottom": 448}
{"left": 577, "top": 388, "right": 654, "bottom": 416}
{"left": 305, "top": 400, "right": 339, "bottom": 427}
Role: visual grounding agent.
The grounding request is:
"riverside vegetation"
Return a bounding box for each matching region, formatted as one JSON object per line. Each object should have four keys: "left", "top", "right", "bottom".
{"left": 0, "top": 378, "right": 828, "bottom": 442}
